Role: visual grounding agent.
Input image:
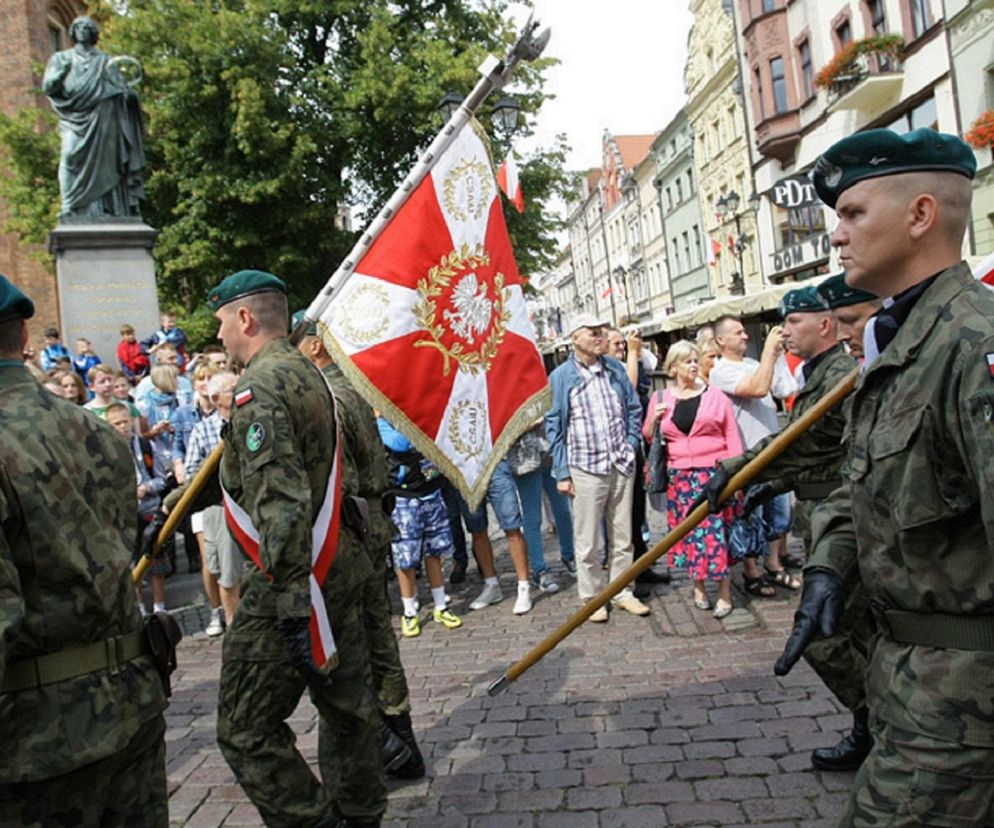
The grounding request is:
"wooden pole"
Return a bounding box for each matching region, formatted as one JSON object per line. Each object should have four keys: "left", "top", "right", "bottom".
{"left": 487, "top": 367, "right": 859, "bottom": 695}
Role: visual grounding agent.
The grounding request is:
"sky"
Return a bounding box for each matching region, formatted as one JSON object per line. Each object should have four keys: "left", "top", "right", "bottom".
{"left": 509, "top": 1, "right": 695, "bottom": 172}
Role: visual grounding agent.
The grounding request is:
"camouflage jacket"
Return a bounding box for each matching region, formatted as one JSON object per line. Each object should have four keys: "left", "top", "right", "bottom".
{"left": 809, "top": 262, "right": 994, "bottom": 746}
{"left": 0, "top": 363, "right": 166, "bottom": 783}
{"left": 724, "top": 344, "right": 856, "bottom": 500}
{"left": 322, "top": 363, "right": 394, "bottom": 557}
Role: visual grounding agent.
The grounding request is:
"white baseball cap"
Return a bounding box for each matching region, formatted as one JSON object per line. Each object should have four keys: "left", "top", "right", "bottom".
{"left": 568, "top": 313, "right": 610, "bottom": 335}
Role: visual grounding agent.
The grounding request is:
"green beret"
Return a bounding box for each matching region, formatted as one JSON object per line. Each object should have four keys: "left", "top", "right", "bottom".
{"left": 0, "top": 273, "right": 35, "bottom": 324}
{"left": 812, "top": 128, "right": 976, "bottom": 209}
{"left": 291, "top": 309, "right": 318, "bottom": 337}
{"left": 206, "top": 269, "right": 286, "bottom": 312}
{"left": 779, "top": 285, "right": 828, "bottom": 318}
{"left": 816, "top": 272, "right": 878, "bottom": 309}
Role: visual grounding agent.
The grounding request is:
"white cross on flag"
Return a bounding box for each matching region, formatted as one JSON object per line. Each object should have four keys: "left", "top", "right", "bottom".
{"left": 317, "top": 122, "right": 550, "bottom": 506}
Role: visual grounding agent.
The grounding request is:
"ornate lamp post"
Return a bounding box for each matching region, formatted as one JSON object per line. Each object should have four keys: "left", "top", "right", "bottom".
{"left": 716, "top": 189, "right": 761, "bottom": 296}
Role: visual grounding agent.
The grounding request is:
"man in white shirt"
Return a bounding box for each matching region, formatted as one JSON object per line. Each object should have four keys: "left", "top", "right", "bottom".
{"left": 709, "top": 316, "right": 800, "bottom": 593}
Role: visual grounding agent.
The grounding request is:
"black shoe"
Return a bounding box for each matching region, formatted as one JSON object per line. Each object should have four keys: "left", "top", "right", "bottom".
{"left": 381, "top": 720, "right": 413, "bottom": 774}
{"left": 312, "top": 814, "right": 346, "bottom": 828}
{"left": 636, "top": 567, "right": 671, "bottom": 585}
{"left": 633, "top": 582, "right": 652, "bottom": 600}
{"left": 450, "top": 560, "right": 467, "bottom": 585}
{"left": 811, "top": 708, "right": 871, "bottom": 771}
{"left": 384, "top": 712, "right": 426, "bottom": 779}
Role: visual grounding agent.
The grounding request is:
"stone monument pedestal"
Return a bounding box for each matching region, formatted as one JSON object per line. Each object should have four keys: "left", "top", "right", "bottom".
{"left": 48, "top": 221, "right": 160, "bottom": 369}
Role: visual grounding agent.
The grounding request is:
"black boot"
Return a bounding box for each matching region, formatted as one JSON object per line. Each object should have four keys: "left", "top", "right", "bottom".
{"left": 811, "top": 707, "right": 871, "bottom": 771}
{"left": 380, "top": 719, "right": 413, "bottom": 774}
{"left": 312, "top": 813, "right": 346, "bottom": 828}
{"left": 384, "top": 712, "right": 426, "bottom": 779}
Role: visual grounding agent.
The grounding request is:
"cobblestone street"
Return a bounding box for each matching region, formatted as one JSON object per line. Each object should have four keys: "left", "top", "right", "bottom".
{"left": 164, "top": 523, "right": 854, "bottom": 828}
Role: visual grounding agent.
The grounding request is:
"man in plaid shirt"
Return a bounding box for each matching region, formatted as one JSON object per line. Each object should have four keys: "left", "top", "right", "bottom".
{"left": 545, "top": 314, "right": 651, "bottom": 623}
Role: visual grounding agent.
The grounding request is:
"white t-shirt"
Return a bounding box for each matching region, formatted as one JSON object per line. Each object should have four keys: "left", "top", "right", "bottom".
{"left": 709, "top": 355, "right": 796, "bottom": 449}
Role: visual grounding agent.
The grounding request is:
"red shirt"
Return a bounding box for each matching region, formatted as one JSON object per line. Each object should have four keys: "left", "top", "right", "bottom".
{"left": 117, "top": 339, "right": 149, "bottom": 379}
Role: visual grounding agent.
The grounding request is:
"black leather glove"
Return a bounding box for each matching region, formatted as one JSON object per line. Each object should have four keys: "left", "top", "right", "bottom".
{"left": 774, "top": 568, "right": 845, "bottom": 676}
{"left": 278, "top": 617, "right": 334, "bottom": 691}
{"left": 742, "top": 482, "right": 775, "bottom": 516}
{"left": 690, "top": 464, "right": 730, "bottom": 514}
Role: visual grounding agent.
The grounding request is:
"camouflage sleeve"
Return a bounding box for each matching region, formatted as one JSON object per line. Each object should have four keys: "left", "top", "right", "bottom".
{"left": 952, "top": 338, "right": 994, "bottom": 549}
{"left": 0, "top": 467, "right": 25, "bottom": 687}
{"left": 720, "top": 435, "right": 791, "bottom": 494}
{"left": 230, "top": 387, "right": 314, "bottom": 621}
{"left": 806, "top": 481, "right": 858, "bottom": 584}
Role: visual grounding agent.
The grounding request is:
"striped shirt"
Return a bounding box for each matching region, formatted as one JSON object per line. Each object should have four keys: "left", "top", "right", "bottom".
{"left": 566, "top": 357, "right": 636, "bottom": 477}
{"left": 184, "top": 410, "right": 224, "bottom": 477}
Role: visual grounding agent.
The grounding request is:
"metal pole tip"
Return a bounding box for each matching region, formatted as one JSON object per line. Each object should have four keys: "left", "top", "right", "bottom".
{"left": 487, "top": 674, "right": 510, "bottom": 696}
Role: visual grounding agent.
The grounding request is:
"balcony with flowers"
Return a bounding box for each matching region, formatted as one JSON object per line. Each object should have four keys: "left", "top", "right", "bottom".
{"left": 816, "top": 34, "right": 905, "bottom": 113}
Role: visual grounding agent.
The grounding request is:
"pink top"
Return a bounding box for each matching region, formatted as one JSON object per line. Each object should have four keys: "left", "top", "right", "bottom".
{"left": 642, "top": 385, "right": 743, "bottom": 469}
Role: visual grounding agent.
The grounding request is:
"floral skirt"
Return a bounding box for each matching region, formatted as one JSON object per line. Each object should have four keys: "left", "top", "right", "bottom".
{"left": 666, "top": 467, "right": 738, "bottom": 582}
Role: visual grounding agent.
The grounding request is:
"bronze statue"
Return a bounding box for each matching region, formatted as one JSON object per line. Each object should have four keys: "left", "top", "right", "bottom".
{"left": 43, "top": 16, "right": 146, "bottom": 219}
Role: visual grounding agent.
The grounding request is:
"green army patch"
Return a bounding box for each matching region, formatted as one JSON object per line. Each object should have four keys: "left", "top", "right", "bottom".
{"left": 246, "top": 422, "right": 266, "bottom": 452}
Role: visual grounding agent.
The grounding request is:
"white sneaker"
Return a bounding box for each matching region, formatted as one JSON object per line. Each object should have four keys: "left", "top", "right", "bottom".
{"left": 205, "top": 613, "right": 225, "bottom": 637}
{"left": 470, "top": 582, "right": 504, "bottom": 610}
{"left": 513, "top": 588, "right": 532, "bottom": 615}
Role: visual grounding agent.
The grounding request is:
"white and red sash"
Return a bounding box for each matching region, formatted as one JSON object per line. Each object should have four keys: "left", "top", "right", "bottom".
{"left": 221, "top": 433, "right": 343, "bottom": 668}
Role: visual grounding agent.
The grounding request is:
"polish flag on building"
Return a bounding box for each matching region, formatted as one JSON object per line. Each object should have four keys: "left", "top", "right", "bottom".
{"left": 708, "top": 239, "right": 721, "bottom": 266}
{"left": 974, "top": 249, "right": 994, "bottom": 289}
{"left": 601, "top": 285, "right": 614, "bottom": 298}
{"left": 496, "top": 154, "right": 525, "bottom": 213}
{"left": 314, "top": 122, "right": 549, "bottom": 507}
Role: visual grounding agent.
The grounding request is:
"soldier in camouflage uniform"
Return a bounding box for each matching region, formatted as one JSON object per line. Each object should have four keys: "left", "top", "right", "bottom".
{"left": 701, "top": 283, "right": 874, "bottom": 770}
{"left": 294, "top": 310, "right": 425, "bottom": 782}
{"left": 210, "top": 271, "right": 385, "bottom": 828}
{"left": 0, "top": 275, "right": 168, "bottom": 826}
{"left": 776, "top": 129, "right": 994, "bottom": 826}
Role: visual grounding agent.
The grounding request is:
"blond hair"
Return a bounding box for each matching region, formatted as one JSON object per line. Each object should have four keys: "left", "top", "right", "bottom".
{"left": 150, "top": 364, "right": 179, "bottom": 394}
{"left": 663, "top": 341, "right": 699, "bottom": 378}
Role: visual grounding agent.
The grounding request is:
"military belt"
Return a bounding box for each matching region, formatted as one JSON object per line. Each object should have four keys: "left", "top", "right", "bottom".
{"left": 1, "top": 631, "right": 149, "bottom": 693}
{"left": 876, "top": 608, "right": 994, "bottom": 651}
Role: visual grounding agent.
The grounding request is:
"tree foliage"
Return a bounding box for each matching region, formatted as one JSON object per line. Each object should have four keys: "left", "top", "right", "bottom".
{"left": 0, "top": 0, "right": 568, "bottom": 334}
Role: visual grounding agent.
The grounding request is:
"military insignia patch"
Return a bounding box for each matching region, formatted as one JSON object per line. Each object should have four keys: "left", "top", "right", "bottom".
{"left": 986, "top": 353, "right": 994, "bottom": 380}
{"left": 246, "top": 422, "right": 265, "bottom": 451}
{"left": 235, "top": 388, "right": 253, "bottom": 407}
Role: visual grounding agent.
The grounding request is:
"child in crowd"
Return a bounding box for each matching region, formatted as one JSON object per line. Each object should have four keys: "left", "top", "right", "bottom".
{"left": 72, "top": 338, "right": 101, "bottom": 385}
{"left": 117, "top": 323, "right": 150, "bottom": 380}
{"left": 143, "top": 312, "right": 188, "bottom": 372}
{"left": 377, "top": 414, "right": 462, "bottom": 638}
{"left": 39, "top": 327, "right": 71, "bottom": 372}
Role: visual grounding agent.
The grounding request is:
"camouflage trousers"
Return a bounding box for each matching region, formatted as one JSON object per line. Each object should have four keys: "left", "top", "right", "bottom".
{"left": 802, "top": 579, "right": 873, "bottom": 712}
{"left": 793, "top": 498, "right": 813, "bottom": 553}
{"left": 217, "top": 600, "right": 386, "bottom": 827}
{"left": 843, "top": 719, "right": 994, "bottom": 826}
{"left": 0, "top": 714, "right": 166, "bottom": 828}
{"left": 363, "top": 560, "right": 410, "bottom": 717}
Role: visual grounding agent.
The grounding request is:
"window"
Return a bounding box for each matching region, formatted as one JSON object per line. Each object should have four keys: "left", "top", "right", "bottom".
{"left": 676, "top": 177, "right": 684, "bottom": 204}
{"left": 671, "top": 238, "right": 681, "bottom": 274}
{"left": 754, "top": 66, "right": 766, "bottom": 120}
{"left": 770, "top": 57, "right": 788, "bottom": 113}
{"left": 836, "top": 19, "right": 852, "bottom": 47}
{"left": 798, "top": 39, "right": 813, "bottom": 99}
{"left": 686, "top": 170, "right": 695, "bottom": 196}
{"left": 887, "top": 96, "right": 937, "bottom": 134}
{"left": 986, "top": 64, "right": 994, "bottom": 109}
{"left": 48, "top": 23, "right": 62, "bottom": 54}
{"left": 693, "top": 225, "right": 703, "bottom": 266}
{"left": 762, "top": 0, "right": 776, "bottom": 12}
{"left": 909, "top": 0, "right": 930, "bottom": 38}
{"left": 868, "top": 0, "right": 887, "bottom": 32}
{"left": 665, "top": 187, "right": 673, "bottom": 212}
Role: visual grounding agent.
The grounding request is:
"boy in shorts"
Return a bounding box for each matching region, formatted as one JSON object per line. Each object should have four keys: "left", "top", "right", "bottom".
{"left": 377, "top": 415, "right": 462, "bottom": 638}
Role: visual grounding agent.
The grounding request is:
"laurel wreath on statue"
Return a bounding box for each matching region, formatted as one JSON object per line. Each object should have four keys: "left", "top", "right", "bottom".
{"left": 413, "top": 243, "right": 510, "bottom": 377}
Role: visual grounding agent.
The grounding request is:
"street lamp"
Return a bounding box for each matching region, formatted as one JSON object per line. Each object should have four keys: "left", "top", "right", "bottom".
{"left": 436, "top": 92, "right": 462, "bottom": 121}
{"left": 438, "top": 92, "right": 520, "bottom": 138}
{"left": 613, "top": 265, "right": 633, "bottom": 321}
{"left": 716, "top": 188, "right": 759, "bottom": 296}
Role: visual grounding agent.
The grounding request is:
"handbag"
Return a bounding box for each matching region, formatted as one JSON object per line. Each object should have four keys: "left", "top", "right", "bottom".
{"left": 506, "top": 427, "right": 549, "bottom": 476}
{"left": 645, "top": 418, "right": 668, "bottom": 494}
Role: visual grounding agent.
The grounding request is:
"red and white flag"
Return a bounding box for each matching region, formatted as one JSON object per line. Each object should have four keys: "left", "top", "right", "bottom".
{"left": 708, "top": 239, "right": 720, "bottom": 266}
{"left": 496, "top": 154, "right": 525, "bottom": 213}
{"left": 316, "top": 122, "right": 549, "bottom": 506}
{"left": 974, "top": 249, "right": 994, "bottom": 289}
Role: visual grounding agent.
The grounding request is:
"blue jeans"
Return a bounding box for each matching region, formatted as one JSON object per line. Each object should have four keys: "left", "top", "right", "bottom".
{"left": 514, "top": 463, "right": 575, "bottom": 575}
{"left": 763, "top": 492, "right": 793, "bottom": 539}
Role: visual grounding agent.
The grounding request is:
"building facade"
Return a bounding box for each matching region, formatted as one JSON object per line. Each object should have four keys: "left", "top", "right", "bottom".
{"left": 736, "top": 0, "right": 959, "bottom": 282}
{"left": 0, "top": 0, "right": 85, "bottom": 336}
{"left": 652, "top": 107, "right": 710, "bottom": 312}
{"left": 685, "top": 0, "right": 763, "bottom": 299}
{"left": 945, "top": 0, "right": 994, "bottom": 254}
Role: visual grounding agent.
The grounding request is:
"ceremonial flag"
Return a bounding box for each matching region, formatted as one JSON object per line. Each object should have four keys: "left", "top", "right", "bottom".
{"left": 601, "top": 285, "right": 614, "bottom": 299}
{"left": 974, "top": 249, "right": 994, "bottom": 289}
{"left": 708, "top": 239, "right": 720, "bottom": 266}
{"left": 315, "top": 122, "right": 550, "bottom": 507}
{"left": 497, "top": 154, "right": 525, "bottom": 212}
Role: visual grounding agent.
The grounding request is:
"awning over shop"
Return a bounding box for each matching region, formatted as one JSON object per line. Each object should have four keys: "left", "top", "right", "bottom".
{"left": 641, "top": 274, "right": 832, "bottom": 336}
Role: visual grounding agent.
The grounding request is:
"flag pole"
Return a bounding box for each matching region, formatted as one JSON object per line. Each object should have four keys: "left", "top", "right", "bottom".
{"left": 293, "top": 15, "right": 550, "bottom": 342}
{"left": 486, "top": 367, "right": 859, "bottom": 696}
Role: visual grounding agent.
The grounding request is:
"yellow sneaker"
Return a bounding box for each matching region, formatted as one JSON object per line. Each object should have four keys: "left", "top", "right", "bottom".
{"left": 401, "top": 614, "right": 421, "bottom": 638}
{"left": 433, "top": 606, "right": 462, "bottom": 629}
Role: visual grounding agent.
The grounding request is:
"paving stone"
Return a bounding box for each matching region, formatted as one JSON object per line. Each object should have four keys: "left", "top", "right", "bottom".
{"left": 664, "top": 800, "right": 745, "bottom": 825}
{"left": 624, "top": 781, "right": 696, "bottom": 805}
{"left": 566, "top": 786, "right": 624, "bottom": 810}
{"left": 673, "top": 759, "right": 725, "bottom": 780}
{"left": 693, "top": 775, "right": 769, "bottom": 800}
{"left": 599, "top": 804, "right": 669, "bottom": 827}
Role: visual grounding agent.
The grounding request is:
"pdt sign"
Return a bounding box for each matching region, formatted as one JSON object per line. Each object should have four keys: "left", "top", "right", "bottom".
{"left": 769, "top": 175, "right": 818, "bottom": 209}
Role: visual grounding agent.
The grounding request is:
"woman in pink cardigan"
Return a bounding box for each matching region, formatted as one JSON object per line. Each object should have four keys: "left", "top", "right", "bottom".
{"left": 643, "top": 341, "right": 742, "bottom": 618}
